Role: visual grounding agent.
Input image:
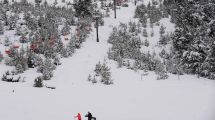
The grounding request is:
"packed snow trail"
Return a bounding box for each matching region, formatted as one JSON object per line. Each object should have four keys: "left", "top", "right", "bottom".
{"left": 1, "top": 1, "right": 215, "bottom": 120}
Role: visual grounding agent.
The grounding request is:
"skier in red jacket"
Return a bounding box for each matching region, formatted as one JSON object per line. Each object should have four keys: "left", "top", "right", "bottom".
{"left": 74, "top": 113, "right": 82, "bottom": 120}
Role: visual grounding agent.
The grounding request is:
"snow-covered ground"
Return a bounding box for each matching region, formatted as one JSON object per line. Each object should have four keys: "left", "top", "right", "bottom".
{"left": 0, "top": 0, "right": 215, "bottom": 120}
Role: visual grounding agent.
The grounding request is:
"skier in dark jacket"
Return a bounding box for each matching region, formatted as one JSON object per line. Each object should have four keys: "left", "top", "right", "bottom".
{"left": 85, "top": 112, "right": 96, "bottom": 120}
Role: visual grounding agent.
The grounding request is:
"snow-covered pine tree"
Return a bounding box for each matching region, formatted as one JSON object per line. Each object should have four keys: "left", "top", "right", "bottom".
{"left": 144, "top": 39, "right": 149, "bottom": 47}
{"left": 94, "top": 61, "right": 102, "bottom": 76}
{"left": 3, "top": 0, "right": 9, "bottom": 4}
{"left": 142, "top": 28, "right": 148, "bottom": 37}
{"left": 139, "top": 16, "right": 147, "bottom": 28}
{"left": 54, "top": 0, "right": 58, "bottom": 5}
{"left": 41, "top": 58, "right": 56, "bottom": 80}
{"left": 42, "top": 67, "right": 53, "bottom": 80}
{"left": 4, "top": 37, "right": 11, "bottom": 46}
{"left": 100, "top": 62, "right": 113, "bottom": 85}
{"left": 0, "top": 51, "right": 3, "bottom": 62}
{"left": 159, "top": 34, "right": 170, "bottom": 45}
{"left": 67, "top": 35, "right": 76, "bottom": 56}
{"left": 35, "top": 0, "right": 42, "bottom": 4}
{"left": 116, "top": 56, "right": 123, "bottom": 68}
{"left": 27, "top": 48, "right": 38, "bottom": 68}
{"left": 61, "top": 22, "right": 71, "bottom": 36}
{"left": 53, "top": 55, "right": 61, "bottom": 66}
{"left": 92, "top": 61, "right": 113, "bottom": 85}
{"left": 159, "top": 24, "right": 166, "bottom": 36}
{"left": 61, "top": 46, "right": 69, "bottom": 58}
{"left": 0, "top": 21, "right": 4, "bottom": 35}
{"left": 19, "top": 34, "right": 28, "bottom": 43}
{"left": 14, "top": 46, "right": 28, "bottom": 74}
{"left": 134, "top": 4, "right": 147, "bottom": 18}
{"left": 34, "top": 76, "right": 43, "bottom": 87}
{"left": 55, "top": 39, "right": 64, "bottom": 54}
{"left": 8, "top": 14, "right": 18, "bottom": 30}
{"left": 44, "top": 0, "right": 48, "bottom": 7}
{"left": 74, "top": 0, "right": 94, "bottom": 18}
{"left": 151, "top": 29, "right": 154, "bottom": 37}
{"left": 87, "top": 74, "right": 92, "bottom": 81}
{"left": 128, "top": 21, "right": 137, "bottom": 33}
{"left": 16, "top": 26, "right": 22, "bottom": 36}
{"left": 202, "top": 43, "right": 215, "bottom": 79}
{"left": 155, "top": 59, "right": 168, "bottom": 80}
{"left": 16, "top": 63, "right": 25, "bottom": 73}
{"left": 91, "top": 75, "right": 97, "bottom": 84}
{"left": 108, "top": 27, "right": 118, "bottom": 44}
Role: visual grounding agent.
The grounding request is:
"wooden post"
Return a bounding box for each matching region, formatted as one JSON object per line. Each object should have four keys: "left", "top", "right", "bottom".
{"left": 96, "top": 18, "right": 99, "bottom": 42}
{"left": 114, "top": 0, "right": 116, "bottom": 19}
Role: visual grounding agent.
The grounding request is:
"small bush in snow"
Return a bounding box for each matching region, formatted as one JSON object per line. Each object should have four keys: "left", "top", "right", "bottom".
{"left": 1, "top": 71, "right": 21, "bottom": 82}
{"left": 34, "top": 76, "right": 43, "bottom": 88}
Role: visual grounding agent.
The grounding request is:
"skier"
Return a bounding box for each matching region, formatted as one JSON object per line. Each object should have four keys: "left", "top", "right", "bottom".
{"left": 74, "top": 113, "right": 82, "bottom": 120}
{"left": 85, "top": 112, "right": 96, "bottom": 120}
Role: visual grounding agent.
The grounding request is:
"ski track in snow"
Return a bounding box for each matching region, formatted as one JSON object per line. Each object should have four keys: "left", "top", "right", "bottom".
{"left": 0, "top": 1, "right": 215, "bottom": 120}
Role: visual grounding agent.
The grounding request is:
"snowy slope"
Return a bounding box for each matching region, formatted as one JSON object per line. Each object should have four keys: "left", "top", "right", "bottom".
{"left": 0, "top": 0, "right": 215, "bottom": 120}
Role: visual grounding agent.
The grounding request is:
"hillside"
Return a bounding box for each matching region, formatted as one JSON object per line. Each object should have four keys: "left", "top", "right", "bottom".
{"left": 0, "top": 0, "right": 215, "bottom": 120}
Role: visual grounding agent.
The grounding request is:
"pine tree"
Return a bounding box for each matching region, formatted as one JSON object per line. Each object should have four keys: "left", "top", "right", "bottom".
{"left": 61, "top": 46, "right": 69, "bottom": 58}
{"left": 139, "top": 16, "right": 147, "bottom": 28}
{"left": 155, "top": 59, "right": 168, "bottom": 80}
{"left": 134, "top": 4, "right": 147, "bottom": 18}
{"left": 87, "top": 74, "right": 92, "bottom": 81}
{"left": 16, "top": 26, "right": 22, "bottom": 36}
{"left": 21, "top": 0, "right": 28, "bottom": 5}
{"left": 8, "top": 14, "right": 18, "bottom": 30}
{"left": 159, "top": 24, "right": 166, "bottom": 36}
{"left": 74, "top": 0, "right": 94, "bottom": 18}
{"left": 144, "top": 39, "right": 149, "bottom": 47}
{"left": 54, "top": 0, "right": 58, "bottom": 5}
{"left": 159, "top": 34, "right": 170, "bottom": 45}
{"left": 34, "top": 76, "right": 43, "bottom": 87}
{"left": 0, "top": 51, "right": 3, "bottom": 62}
{"left": 61, "top": 22, "right": 71, "bottom": 36}
{"left": 150, "top": 29, "right": 154, "bottom": 37}
{"left": 0, "top": 21, "right": 4, "bottom": 35}
{"left": 4, "top": 37, "right": 11, "bottom": 46}
{"left": 41, "top": 58, "right": 55, "bottom": 80}
{"left": 16, "top": 63, "right": 25, "bottom": 73}
{"left": 35, "top": 0, "right": 42, "bottom": 4}
{"left": 100, "top": 62, "right": 113, "bottom": 85}
{"left": 42, "top": 67, "right": 53, "bottom": 80}
{"left": 142, "top": 28, "right": 148, "bottom": 37}
{"left": 116, "top": 56, "right": 123, "bottom": 68}
{"left": 91, "top": 75, "right": 97, "bottom": 84}
{"left": 19, "top": 35, "right": 28, "bottom": 43}
{"left": 94, "top": 61, "right": 102, "bottom": 76}
{"left": 3, "top": 0, "right": 9, "bottom": 4}
{"left": 67, "top": 36, "right": 76, "bottom": 56}
{"left": 53, "top": 55, "right": 61, "bottom": 66}
{"left": 44, "top": 0, "right": 48, "bottom": 7}
{"left": 14, "top": 47, "right": 28, "bottom": 73}
{"left": 93, "top": 61, "right": 113, "bottom": 85}
{"left": 203, "top": 43, "right": 215, "bottom": 79}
